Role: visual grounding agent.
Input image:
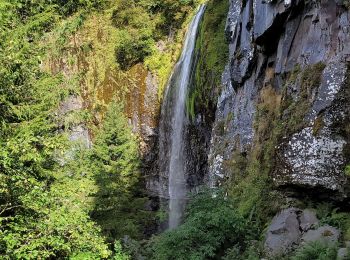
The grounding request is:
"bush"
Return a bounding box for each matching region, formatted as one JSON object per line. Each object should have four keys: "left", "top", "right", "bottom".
{"left": 115, "top": 29, "right": 154, "bottom": 70}
{"left": 90, "top": 101, "right": 153, "bottom": 242}
{"left": 291, "top": 241, "right": 338, "bottom": 260}
{"left": 111, "top": 0, "right": 199, "bottom": 73}
{"left": 149, "top": 190, "right": 258, "bottom": 260}
{"left": 346, "top": 165, "right": 350, "bottom": 177}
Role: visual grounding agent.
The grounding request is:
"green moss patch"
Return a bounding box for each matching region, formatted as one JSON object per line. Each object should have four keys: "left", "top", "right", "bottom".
{"left": 186, "top": 0, "right": 229, "bottom": 121}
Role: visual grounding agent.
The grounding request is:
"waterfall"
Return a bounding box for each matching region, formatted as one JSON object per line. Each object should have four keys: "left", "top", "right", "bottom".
{"left": 159, "top": 5, "right": 206, "bottom": 230}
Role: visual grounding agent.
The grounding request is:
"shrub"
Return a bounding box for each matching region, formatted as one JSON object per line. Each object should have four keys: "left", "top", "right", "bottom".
{"left": 291, "top": 241, "right": 338, "bottom": 260}
{"left": 149, "top": 190, "right": 257, "bottom": 260}
{"left": 316, "top": 203, "right": 350, "bottom": 240}
{"left": 90, "top": 101, "right": 153, "bottom": 242}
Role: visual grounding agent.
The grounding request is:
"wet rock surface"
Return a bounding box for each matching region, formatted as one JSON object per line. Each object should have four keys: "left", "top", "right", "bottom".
{"left": 209, "top": 0, "right": 350, "bottom": 196}
{"left": 185, "top": 116, "right": 213, "bottom": 193}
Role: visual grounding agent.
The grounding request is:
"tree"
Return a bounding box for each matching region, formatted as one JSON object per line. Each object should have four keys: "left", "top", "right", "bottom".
{"left": 149, "top": 190, "right": 257, "bottom": 260}
{"left": 90, "top": 101, "right": 152, "bottom": 242}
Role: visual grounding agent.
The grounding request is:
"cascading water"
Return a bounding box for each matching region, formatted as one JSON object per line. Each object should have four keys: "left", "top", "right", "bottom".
{"left": 159, "top": 5, "right": 206, "bottom": 230}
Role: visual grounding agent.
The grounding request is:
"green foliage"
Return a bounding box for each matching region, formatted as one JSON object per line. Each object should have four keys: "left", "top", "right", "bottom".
{"left": 149, "top": 190, "right": 257, "bottom": 260}
{"left": 315, "top": 203, "right": 350, "bottom": 240}
{"left": 55, "top": 13, "right": 87, "bottom": 48}
{"left": 1, "top": 0, "right": 202, "bottom": 257}
{"left": 111, "top": 0, "right": 199, "bottom": 70}
{"left": 346, "top": 165, "right": 350, "bottom": 177}
{"left": 0, "top": 0, "right": 207, "bottom": 258}
{"left": 113, "top": 241, "right": 131, "bottom": 260}
{"left": 112, "top": 1, "right": 156, "bottom": 69}
{"left": 108, "top": 0, "right": 203, "bottom": 99}
{"left": 226, "top": 87, "right": 282, "bottom": 227}
{"left": 90, "top": 101, "right": 153, "bottom": 242}
{"left": 0, "top": 1, "right": 116, "bottom": 258}
{"left": 187, "top": 0, "right": 229, "bottom": 120}
{"left": 13, "top": 0, "right": 106, "bottom": 17}
{"left": 223, "top": 243, "right": 261, "bottom": 260}
{"left": 291, "top": 241, "right": 338, "bottom": 260}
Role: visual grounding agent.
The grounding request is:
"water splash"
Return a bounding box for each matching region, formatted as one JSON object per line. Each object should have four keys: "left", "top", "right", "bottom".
{"left": 159, "top": 5, "right": 206, "bottom": 230}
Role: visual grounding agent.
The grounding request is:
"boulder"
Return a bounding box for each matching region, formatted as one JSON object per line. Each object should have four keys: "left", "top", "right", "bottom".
{"left": 301, "top": 225, "right": 340, "bottom": 246}
{"left": 264, "top": 208, "right": 301, "bottom": 256}
{"left": 337, "top": 248, "right": 349, "bottom": 260}
{"left": 264, "top": 208, "right": 327, "bottom": 257}
{"left": 299, "top": 209, "right": 319, "bottom": 232}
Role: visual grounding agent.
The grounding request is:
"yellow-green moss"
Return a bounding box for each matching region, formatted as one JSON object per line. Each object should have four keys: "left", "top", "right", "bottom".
{"left": 226, "top": 86, "right": 284, "bottom": 220}
{"left": 41, "top": 3, "right": 203, "bottom": 139}
{"left": 300, "top": 62, "right": 326, "bottom": 98}
{"left": 312, "top": 115, "right": 325, "bottom": 136}
{"left": 279, "top": 62, "right": 326, "bottom": 138}
{"left": 226, "top": 61, "right": 326, "bottom": 221}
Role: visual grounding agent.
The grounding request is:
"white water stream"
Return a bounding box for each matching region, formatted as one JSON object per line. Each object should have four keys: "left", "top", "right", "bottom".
{"left": 160, "top": 5, "right": 206, "bottom": 229}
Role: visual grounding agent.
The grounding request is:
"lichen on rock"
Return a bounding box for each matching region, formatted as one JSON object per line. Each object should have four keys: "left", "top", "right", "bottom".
{"left": 209, "top": 0, "right": 350, "bottom": 197}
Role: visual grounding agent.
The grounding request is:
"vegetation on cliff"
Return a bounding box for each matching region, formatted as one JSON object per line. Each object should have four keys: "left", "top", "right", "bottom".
{"left": 187, "top": 0, "right": 229, "bottom": 120}
{"left": 0, "top": 0, "right": 201, "bottom": 258}
{"left": 1, "top": 0, "right": 349, "bottom": 259}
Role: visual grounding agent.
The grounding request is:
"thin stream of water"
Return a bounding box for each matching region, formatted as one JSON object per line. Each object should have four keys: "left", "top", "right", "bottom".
{"left": 159, "top": 5, "right": 206, "bottom": 230}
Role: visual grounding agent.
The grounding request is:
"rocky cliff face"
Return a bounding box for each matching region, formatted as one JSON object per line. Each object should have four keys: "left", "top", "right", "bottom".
{"left": 209, "top": 0, "right": 350, "bottom": 198}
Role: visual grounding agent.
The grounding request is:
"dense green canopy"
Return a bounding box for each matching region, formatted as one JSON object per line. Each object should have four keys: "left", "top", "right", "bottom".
{"left": 0, "top": 0, "right": 199, "bottom": 258}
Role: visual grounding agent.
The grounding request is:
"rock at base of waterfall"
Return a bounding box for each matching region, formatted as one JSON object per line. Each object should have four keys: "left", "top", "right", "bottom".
{"left": 264, "top": 208, "right": 301, "bottom": 256}
{"left": 299, "top": 209, "right": 319, "bottom": 232}
{"left": 301, "top": 225, "right": 340, "bottom": 246}
{"left": 264, "top": 208, "right": 342, "bottom": 257}
{"left": 338, "top": 248, "right": 349, "bottom": 259}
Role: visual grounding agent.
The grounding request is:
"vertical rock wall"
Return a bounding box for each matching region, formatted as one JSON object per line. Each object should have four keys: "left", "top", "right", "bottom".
{"left": 209, "top": 0, "right": 350, "bottom": 197}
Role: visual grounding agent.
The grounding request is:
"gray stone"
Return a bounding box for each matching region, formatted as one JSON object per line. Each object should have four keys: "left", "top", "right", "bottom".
{"left": 208, "top": 0, "right": 350, "bottom": 196}
{"left": 230, "top": 0, "right": 255, "bottom": 86}
{"left": 59, "top": 95, "right": 83, "bottom": 114}
{"left": 264, "top": 208, "right": 301, "bottom": 256}
{"left": 337, "top": 248, "right": 349, "bottom": 260}
{"left": 299, "top": 209, "right": 319, "bottom": 232}
{"left": 58, "top": 95, "right": 91, "bottom": 149}
{"left": 69, "top": 125, "right": 91, "bottom": 147}
{"left": 274, "top": 127, "right": 347, "bottom": 191}
{"left": 301, "top": 225, "right": 340, "bottom": 246}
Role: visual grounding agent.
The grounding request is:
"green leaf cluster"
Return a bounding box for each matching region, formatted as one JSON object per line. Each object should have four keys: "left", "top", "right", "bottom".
{"left": 0, "top": 0, "right": 203, "bottom": 258}
{"left": 149, "top": 190, "right": 258, "bottom": 260}
{"left": 111, "top": 0, "right": 200, "bottom": 70}
{"left": 291, "top": 241, "right": 338, "bottom": 260}
{"left": 0, "top": 1, "right": 117, "bottom": 258}
{"left": 187, "top": 0, "right": 229, "bottom": 120}
{"left": 89, "top": 101, "right": 153, "bottom": 242}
